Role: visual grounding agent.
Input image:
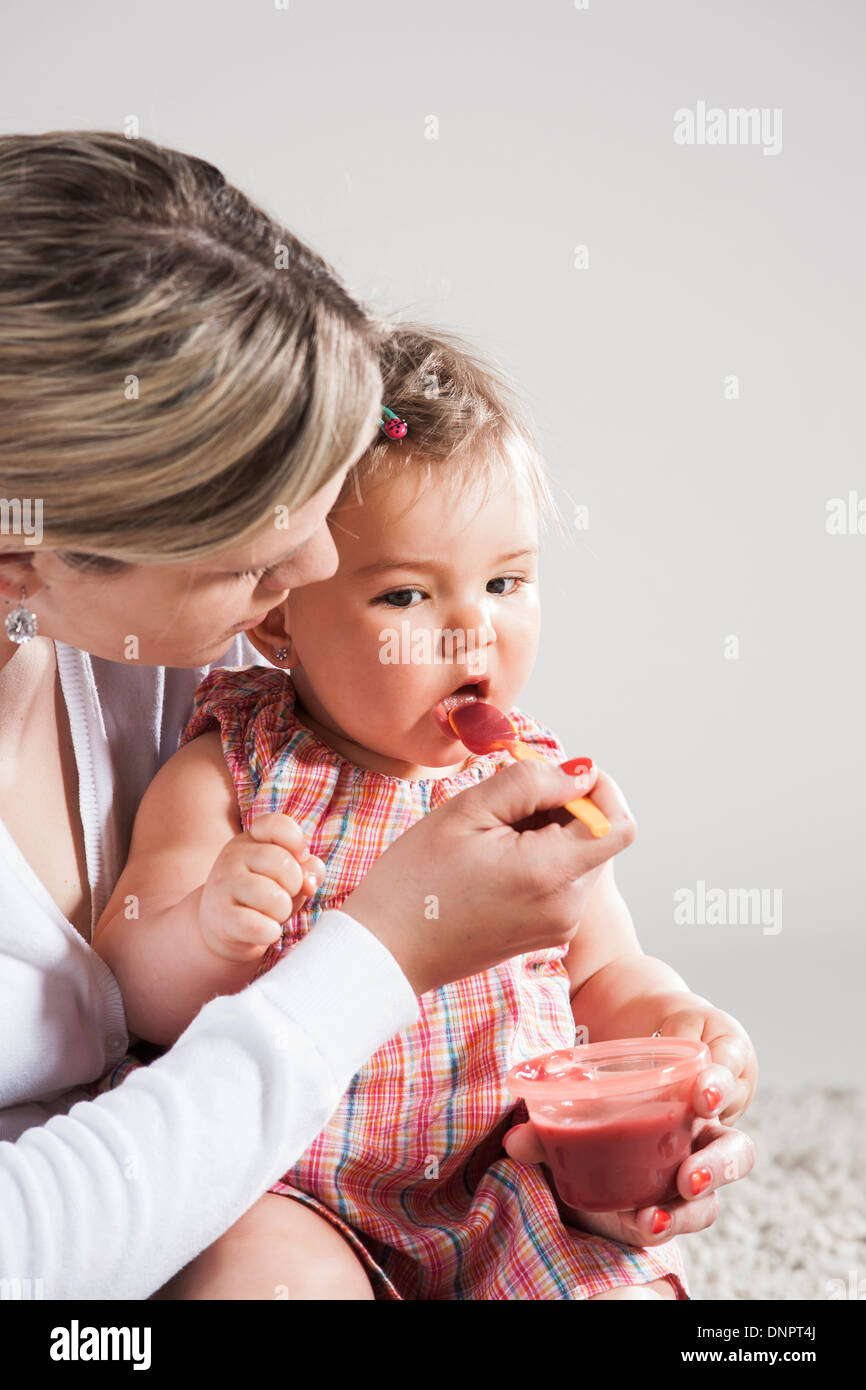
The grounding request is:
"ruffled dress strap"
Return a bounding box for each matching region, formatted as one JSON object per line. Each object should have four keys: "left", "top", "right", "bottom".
{"left": 179, "top": 665, "right": 296, "bottom": 826}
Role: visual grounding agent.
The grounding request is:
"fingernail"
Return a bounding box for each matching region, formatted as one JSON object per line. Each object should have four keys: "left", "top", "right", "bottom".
{"left": 690, "top": 1167, "right": 713, "bottom": 1196}
{"left": 651, "top": 1209, "right": 672, "bottom": 1234}
{"left": 503, "top": 1126, "right": 520, "bottom": 1146}
{"left": 703, "top": 1085, "right": 722, "bottom": 1112}
{"left": 560, "top": 757, "right": 594, "bottom": 777}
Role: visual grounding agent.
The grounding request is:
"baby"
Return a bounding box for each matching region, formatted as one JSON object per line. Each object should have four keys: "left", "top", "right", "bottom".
{"left": 95, "top": 324, "right": 752, "bottom": 1300}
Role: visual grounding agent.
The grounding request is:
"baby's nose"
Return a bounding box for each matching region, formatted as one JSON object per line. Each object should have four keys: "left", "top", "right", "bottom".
{"left": 435, "top": 624, "right": 496, "bottom": 670}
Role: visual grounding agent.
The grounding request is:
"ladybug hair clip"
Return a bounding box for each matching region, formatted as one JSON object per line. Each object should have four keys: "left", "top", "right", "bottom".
{"left": 379, "top": 405, "right": 408, "bottom": 439}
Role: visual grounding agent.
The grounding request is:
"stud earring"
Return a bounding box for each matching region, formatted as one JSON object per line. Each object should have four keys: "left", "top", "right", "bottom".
{"left": 5, "top": 586, "right": 38, "bottom": 644}
{"left": 275, "top": 647, "right": 291, "bottom": 662}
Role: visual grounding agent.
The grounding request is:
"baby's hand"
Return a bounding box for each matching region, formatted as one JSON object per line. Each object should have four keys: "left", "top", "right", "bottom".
{"left": 198, "top": 812, "right": 325, "bottom": 963}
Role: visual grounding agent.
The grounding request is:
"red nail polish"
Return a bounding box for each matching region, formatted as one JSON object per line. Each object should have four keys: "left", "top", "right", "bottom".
{"left": 690, "top": 1167, "right": 712, "bottom": 1196}
{"left": 703, "top": 1085, "right": 722, "bottom": 1112}
{"left": 651, "top": 1209, "right": 672, "bottom": 1234}
{"left": 560, "top": 757, "right": 594, "bottom": 776}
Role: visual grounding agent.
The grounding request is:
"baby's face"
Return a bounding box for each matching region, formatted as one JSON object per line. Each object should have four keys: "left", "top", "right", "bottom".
{"left": 282, "top": 464, "right": 542, "bottom": 779}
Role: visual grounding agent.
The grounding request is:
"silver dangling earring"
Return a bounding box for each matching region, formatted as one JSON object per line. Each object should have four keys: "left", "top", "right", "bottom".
{"left": 274, "top": 647, "right": 291, "bottom": 663}
{"left": 5, "top": 586, "right": 38, "bottom": 644}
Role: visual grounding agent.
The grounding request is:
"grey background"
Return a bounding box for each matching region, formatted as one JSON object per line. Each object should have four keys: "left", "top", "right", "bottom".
{"left": 2, "top": 0, "right": 863, "bottom": 1089}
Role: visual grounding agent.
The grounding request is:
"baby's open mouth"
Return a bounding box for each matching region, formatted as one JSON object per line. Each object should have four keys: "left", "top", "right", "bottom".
{"left": 432, "top": 679, "right": 490, "bottom": 736}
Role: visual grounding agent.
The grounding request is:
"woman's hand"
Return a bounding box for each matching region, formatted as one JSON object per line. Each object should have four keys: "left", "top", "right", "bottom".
{"left": 343, "top": 758, "right": 636, "bottom": 995}
{"left": 504, "top": 1003, "right": 758, "bottom": 1248}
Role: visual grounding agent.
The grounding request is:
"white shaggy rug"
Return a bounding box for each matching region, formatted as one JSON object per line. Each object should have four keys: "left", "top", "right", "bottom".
{"left": 679, "top": 1085, "right": 866, "bottom": 1301}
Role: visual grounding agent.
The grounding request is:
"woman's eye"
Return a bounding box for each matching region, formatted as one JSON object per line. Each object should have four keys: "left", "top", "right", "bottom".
{"left": 375, "top": 587, "right": 427, "bottom": 608}
{"left": 487, "top": 576, "right": 524, "bottom": 596}
{"left": 232, "top": 566, "right": 270, "bottom": 582}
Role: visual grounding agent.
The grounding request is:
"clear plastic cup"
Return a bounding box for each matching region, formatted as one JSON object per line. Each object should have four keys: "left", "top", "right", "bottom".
{"left": 506, "top": 1037, "right": 711, "bottom": 1213}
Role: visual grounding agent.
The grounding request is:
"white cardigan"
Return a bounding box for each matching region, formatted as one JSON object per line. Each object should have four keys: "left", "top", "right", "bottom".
{"left": 0, "top": 636, "right": 418, "bottom": 1298}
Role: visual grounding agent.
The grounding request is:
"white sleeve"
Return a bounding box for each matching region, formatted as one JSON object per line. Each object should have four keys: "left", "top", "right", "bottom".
{"left": 0, "top": 910, "right": 418, "bottom": 1300}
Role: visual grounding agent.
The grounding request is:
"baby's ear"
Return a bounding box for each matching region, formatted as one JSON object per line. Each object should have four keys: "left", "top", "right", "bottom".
{"left": 246, "top": 603, "right": 295, "bottom": 667}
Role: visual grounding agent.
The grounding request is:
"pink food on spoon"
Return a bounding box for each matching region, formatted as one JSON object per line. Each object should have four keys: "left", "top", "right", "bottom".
{"left": 445, "top": 699, "right": 517, "bottom": 754}
{"left": 447, "top": 698, "right": 611, "bottom": 837}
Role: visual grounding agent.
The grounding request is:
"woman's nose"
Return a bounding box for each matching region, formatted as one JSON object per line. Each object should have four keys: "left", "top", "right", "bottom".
{"left": 261, "top": 521, "right": 340, "bottom": 591}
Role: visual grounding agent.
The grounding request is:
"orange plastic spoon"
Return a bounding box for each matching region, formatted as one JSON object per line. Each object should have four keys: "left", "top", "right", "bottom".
{"left": 447, "top": 700, "right": 611, "bottom": 838}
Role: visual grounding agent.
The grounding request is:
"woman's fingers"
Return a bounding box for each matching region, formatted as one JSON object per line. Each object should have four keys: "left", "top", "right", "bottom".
{"left": 691, "top": 1063, "right": 738, "bottom": 1119}
{"left": 504, "top": 1114, "right": 756, "bottom": 1250}
{"left": 700, "top": 1028, "right": 758, "bottom": 1123}
{"left": 483, "top": 760, "right": 636, "bottom": 867}
{"left": 627, "top": 1189, "right": 722, "bottom": 1244}
{"left": 343, "top": 757, "right": 643, "bottom": 994}
{"left": 627, "top": 1124, "right": 756, "bottom": 1244}
{"left": 660, "top": 1006, "right": 758, "bottom": 1124}
{"left": 505, "top": 1109, "right": 758, "bottom": 1184}
{"left": 692, "top": 1059, "right": 753, "bottom": 1126}
{"left": 568, "top": 767, "right": 635, "bottom": 839}
{"left": 502, "top": 1121, "right": 546, "bottom": 1165}
{"left": 555, "top": 1191, "right": 721, "bottom": 1247}
{"left": 555, "top": 1206, "right": 626, "bottom": 1243}
{"left": 558, "top": 756, "right": 599, "bottom": 790}
{"left": 511, "top": 760, "right": 597, "bottom": 833}
{"left": 682, "top": 1120, "right": 758, "bottom": 1195}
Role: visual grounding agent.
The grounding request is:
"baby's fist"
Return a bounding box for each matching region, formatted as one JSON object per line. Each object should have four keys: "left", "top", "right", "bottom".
{"left": 199, "top": 812, "right": 325, "bottom": 963}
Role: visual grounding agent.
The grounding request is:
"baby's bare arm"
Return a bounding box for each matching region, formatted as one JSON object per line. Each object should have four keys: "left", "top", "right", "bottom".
{"left": 565, "top": 860, "right": 696, "bottom": 1039}
{"left": 93, "top": 732, "right": 264, "bottom": 1044}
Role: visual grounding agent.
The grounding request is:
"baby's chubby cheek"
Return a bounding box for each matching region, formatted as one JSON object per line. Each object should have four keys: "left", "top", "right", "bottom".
{"left": 295, "top": 624, "right": 420, "bottom": 735}
{"left": 329, "top": 655, "right": 453, "bottom": 765}
{"left": 361, "top": 655, "right": 443, "bottom": 745}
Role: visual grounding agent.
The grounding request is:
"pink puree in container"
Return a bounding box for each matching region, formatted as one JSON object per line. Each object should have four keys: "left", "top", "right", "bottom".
{"left": 506, "top": 1038, "right": 710, "bottom": 1213}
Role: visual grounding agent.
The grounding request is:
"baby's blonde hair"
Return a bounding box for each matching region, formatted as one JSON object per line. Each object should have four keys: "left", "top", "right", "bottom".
{"left": 338, "top": 322, "right": 562, "bottom": 531}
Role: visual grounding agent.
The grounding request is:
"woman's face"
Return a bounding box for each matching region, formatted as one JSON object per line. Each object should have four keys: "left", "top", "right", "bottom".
{"left": 1, "top": 467, "right": 349, "bottom": 668}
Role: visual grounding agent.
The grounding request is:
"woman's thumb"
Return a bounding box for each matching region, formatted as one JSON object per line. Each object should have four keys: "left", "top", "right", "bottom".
{"left": 503, "top": 1121, "right": 547, "bottom": 1165}
{"left": 462, "top": 756, "right": 595, "bottom": 830}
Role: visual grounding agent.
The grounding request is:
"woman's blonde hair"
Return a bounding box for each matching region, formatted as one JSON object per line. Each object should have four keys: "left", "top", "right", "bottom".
{"left": 0, "top": 131, "right": 382, "bottom": 570}
{"left": 339, "top": 321, "right": 562, "bottom": 531}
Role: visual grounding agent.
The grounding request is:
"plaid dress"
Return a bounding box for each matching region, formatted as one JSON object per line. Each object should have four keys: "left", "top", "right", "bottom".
{"left": 125, "top": 666, "right": 690, "bottom": 1299}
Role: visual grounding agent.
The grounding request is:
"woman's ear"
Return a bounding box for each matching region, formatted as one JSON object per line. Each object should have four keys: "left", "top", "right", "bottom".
{"left": 245, "top": 601, "right": 296, "bottom": 667}
{"left": 0, "top": 551, "right": 43, "bottom": 604}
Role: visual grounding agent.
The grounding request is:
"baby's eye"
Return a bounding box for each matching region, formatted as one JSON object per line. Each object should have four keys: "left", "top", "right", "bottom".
{"left": 375, "top": 587, "right": 427, "bottom": 608}
{"left": 487, "top": 576, "right": 524, "bottom": 596}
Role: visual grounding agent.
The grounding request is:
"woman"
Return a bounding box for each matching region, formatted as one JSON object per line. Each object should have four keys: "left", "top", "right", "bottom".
{"left": 0, "top": 131, "right": 754, "bottom": 1299}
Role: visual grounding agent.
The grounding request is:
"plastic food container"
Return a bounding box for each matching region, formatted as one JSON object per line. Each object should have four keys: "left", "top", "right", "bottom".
{"left": 506, "top": 1037, "right": 711, "bottom": 1213}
